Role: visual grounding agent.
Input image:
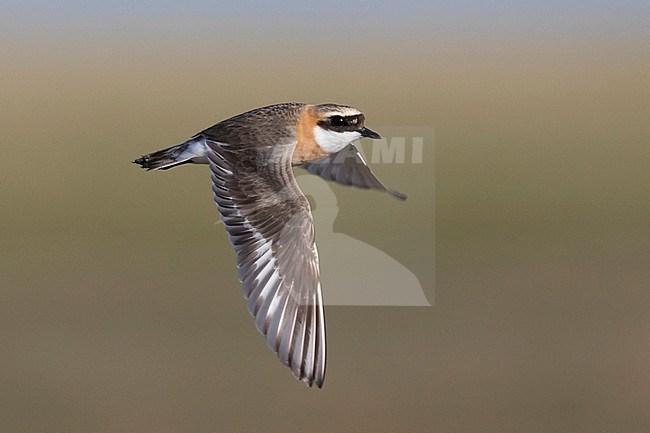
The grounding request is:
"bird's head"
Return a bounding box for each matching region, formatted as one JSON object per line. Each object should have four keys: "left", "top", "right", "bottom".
{"left": 310, "top": 104, "right": 381, "bottom": 153}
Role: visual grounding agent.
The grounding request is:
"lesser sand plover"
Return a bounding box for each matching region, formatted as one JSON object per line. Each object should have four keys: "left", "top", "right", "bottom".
{"left": 134, "top": 103, "right": 405, "bottom": 387}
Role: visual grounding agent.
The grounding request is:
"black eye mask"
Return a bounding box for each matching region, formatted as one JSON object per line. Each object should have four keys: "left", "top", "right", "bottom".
{"left": 318, "top": 114, "right": 365, "bottom": 132}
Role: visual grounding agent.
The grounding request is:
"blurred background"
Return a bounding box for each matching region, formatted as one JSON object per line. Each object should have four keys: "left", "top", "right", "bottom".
{"left": 1, "top": 1, "right": 649, "bottom": 432}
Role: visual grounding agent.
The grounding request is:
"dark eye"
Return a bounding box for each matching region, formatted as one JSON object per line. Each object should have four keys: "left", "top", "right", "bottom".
{"left": 330, "top": 116, "right": 346, "bottom": 127}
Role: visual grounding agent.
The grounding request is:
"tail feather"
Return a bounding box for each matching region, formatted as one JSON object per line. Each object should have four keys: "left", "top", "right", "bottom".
{"left": 133, "top": 137, "right": 209, "bottom": 171}
{"left": 133, "top": 147, "right": 188, "bottom": 170}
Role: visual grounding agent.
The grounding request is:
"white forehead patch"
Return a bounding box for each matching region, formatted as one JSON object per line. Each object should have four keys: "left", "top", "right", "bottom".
{"left": 313, "top": 126, "right": 361, "bottom": 153}
{"left": 322, "top": 107, "right": 362, "bottom": 118}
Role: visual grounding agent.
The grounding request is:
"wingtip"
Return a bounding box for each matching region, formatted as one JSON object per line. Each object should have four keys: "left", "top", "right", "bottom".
{"left": 132, "top": 156, "right": 156, "bottom": 171}
{"left": 302, "top": 376, "right": 324, "bottom": 389}
{"left": 132, "top": 156, "right": 147, "bottom": 169}
{"left": 388, "top": 189, "right": 408, "bottom": 201}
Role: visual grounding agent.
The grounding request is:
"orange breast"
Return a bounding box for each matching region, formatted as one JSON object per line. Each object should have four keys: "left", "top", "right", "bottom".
{"left": 292, "top": 106, "right": 327, "bottom": 164}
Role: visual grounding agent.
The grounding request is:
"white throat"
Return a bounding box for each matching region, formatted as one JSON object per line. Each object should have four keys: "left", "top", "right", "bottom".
{"left": 312, "top": 126, "right": 361, "bottom": 154}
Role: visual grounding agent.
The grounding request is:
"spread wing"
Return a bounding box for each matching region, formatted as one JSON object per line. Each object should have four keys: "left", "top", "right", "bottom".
{"left": 298, "top": 144, "right": 407, "bottom": 200}
{"left": 207, "top": 139, "right": 326, "bottom": 388}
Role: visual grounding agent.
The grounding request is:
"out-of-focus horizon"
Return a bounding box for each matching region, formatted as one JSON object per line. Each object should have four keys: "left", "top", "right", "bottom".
{"left": 1, "top": 1, "right": 649, "bottom": 432}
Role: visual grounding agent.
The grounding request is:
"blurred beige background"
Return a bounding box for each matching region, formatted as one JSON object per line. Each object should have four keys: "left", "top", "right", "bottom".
{"left": 1, "top": 2, "right": 649, "bottom": 432}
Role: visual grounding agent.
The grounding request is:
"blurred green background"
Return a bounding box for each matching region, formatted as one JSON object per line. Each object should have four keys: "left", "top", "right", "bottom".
{"left": 1, "top": 2, "right": 649, "bottom": 432}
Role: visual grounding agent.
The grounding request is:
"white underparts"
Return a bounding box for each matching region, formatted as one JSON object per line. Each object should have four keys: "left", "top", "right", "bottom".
{"left": 312, "top": 126, "right": 361, "bottom": 154}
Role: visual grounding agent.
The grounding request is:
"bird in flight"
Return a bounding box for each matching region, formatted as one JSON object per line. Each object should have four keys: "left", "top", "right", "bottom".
{"left": 134, "top": 103, "right": 405, "bottom": 387}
